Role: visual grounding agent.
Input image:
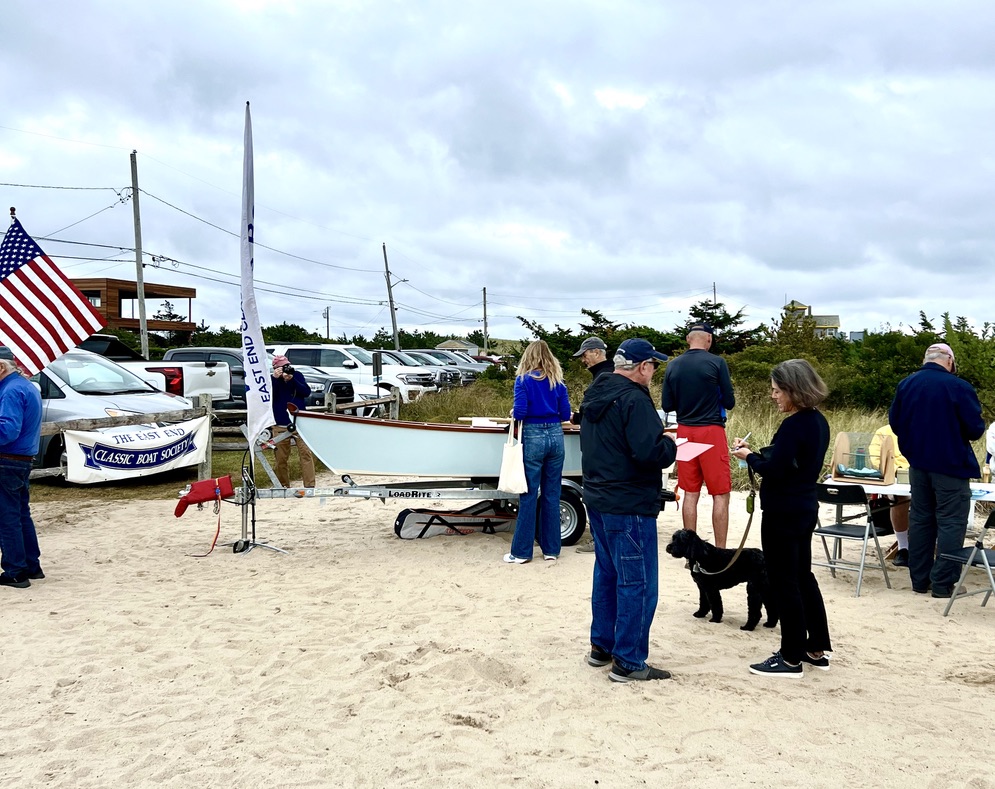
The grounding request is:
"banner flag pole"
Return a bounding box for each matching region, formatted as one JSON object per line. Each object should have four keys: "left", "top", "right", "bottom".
{"left": 234, "top": 101, "right": 284, "bottom": 555}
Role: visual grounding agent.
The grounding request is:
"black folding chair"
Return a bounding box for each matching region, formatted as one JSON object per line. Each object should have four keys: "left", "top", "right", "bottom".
{"left": 940, "top": 508, "right": 995, "bottom": 616}
{"left": 814, "top": 483, "right": 892, "bottom": 597}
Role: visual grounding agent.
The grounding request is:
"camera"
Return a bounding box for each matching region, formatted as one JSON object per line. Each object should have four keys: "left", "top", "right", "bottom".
{"left": 281, "top": 363, "right": 295, "bottom": 375}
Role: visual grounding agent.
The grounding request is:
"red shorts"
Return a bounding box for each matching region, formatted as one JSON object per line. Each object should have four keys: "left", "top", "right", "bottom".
{"left": 676, "top": 424, "right": 731, "bottom": 495}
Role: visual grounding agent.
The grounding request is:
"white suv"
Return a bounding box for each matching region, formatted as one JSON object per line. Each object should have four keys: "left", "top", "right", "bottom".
{"left": 268, "top": 344, "right": 435, "bottom": 403}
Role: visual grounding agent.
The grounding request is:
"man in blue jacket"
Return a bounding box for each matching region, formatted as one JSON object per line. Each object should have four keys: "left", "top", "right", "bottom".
{"left": 0, "top": 357, "right": 44, "bottom": 589}
{"left": 889, "top": 343, "right": 985, "bottom": 598}
{"left": 580, "top": 339, "right": 678, "bottom": 682}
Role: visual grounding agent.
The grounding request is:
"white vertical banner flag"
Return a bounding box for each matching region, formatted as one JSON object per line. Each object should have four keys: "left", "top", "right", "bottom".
{"left": 239, "top": 102, "right": 272, "bottom": 447}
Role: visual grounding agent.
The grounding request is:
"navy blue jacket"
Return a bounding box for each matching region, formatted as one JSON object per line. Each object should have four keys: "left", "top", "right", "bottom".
{"left": 889, "top": 363, "right": 984, "bottom": 479}
{"left": 271, "top": 371, "right": 311, "bottom": 426}
{"left": 580, "top": 372, "right": 678, "bottom": 516}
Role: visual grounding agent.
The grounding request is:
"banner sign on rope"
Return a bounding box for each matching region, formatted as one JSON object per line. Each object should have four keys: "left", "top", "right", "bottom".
{"left": 64, "top": 417, "right": 209, "bottom": 484}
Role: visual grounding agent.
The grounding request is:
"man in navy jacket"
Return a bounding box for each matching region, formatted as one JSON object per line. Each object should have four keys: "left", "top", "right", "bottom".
{"left": 580, "top": 339, "right": 678, "bottom": 682}
{"left": 889, "top": 343, "right": 984, "bottom": 598}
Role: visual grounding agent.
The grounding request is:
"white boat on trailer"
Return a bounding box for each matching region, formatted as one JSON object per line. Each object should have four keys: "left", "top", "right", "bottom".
{"left": 291, "top": 410, "right": 581, "bottom": 478}
{"left": 289, "top": 410, "right": 587, "bottom": 544}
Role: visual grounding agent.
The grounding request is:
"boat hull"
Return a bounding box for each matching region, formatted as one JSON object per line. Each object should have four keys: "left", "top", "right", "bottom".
{"left": 292, "top": 412, "right": 582, "bottom": 478}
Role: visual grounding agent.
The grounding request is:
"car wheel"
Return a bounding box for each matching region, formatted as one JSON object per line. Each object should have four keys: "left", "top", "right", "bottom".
{"left": 503, "top": 485, "right": 587, "bottom": 546}
{"left": 557, "top": 487, "right": 587, "bottom": 545}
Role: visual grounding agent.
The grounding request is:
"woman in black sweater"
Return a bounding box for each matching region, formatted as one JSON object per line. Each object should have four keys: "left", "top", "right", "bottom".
{"left": 731, "top": 359, "right": 832, "bottom": 678}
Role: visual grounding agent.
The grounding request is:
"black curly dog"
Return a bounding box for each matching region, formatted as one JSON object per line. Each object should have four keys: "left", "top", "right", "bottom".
{"left": 665, "top": 529, "right": 778, "bottom": 632}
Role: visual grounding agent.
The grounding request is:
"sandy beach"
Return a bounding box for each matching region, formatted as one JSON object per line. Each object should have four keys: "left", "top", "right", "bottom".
{"left": 3, "top": 474, "right": 994, "bottom": 788}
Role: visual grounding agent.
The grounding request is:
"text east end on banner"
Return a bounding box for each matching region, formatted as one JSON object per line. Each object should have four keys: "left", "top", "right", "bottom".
{"left": 64, "top": 416, "right": 209, "bottom": 484}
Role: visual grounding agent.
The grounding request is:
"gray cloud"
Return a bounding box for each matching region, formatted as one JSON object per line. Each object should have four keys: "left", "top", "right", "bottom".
{"left": 3, "top": 0, "right": 995, "bottom": 344}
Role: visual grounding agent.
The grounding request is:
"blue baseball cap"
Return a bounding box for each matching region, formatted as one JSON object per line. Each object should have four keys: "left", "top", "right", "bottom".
{"left": 614, "top": 338, "right": 669, "bottom": 364}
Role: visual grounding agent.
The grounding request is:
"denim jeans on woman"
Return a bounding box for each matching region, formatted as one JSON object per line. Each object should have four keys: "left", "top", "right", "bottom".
{"left": 0, "top": 457, "right": 41, "bottom": 578}
{"left": 588, "top": 506, "right": 659, "bottom": 672}
{"left": 508, "top": 422, "right": 565, "bottom": 560}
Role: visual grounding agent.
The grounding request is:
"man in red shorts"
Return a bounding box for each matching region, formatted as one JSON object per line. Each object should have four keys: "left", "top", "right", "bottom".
{"left": 661, "top": 323, "right": 735, "bottom": 547}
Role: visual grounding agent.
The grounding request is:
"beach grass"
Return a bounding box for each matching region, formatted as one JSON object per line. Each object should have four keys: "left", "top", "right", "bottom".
{"left": 31, "top": 377, "right": 985, "bottom": 502}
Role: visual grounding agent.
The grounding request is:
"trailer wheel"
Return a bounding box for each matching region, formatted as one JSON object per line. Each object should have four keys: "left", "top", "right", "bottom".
{"left": 558, "top": 487, "right": 586, "bottom": 546}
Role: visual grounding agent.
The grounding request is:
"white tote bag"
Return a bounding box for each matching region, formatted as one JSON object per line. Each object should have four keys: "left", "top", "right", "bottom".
{"left": 497, "top": 421, "right": 528, "bottom": 494}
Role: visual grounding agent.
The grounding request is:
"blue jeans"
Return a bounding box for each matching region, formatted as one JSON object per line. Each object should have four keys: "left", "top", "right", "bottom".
{"left": 908, "top": 468, "right": 971, "bottom": 592}
{"left": 0, "top": 458, "right": 41, "bottom": 578}
{"left": 509, "top": 422, "right": 565, "bottom": 560}
{"left": 588, "top": 506, "right": 659, "bottom": 672}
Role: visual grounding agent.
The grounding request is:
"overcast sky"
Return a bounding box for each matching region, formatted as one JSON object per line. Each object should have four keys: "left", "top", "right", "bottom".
{"left": 3, "top": 0, "right": 993, "bottom": 346}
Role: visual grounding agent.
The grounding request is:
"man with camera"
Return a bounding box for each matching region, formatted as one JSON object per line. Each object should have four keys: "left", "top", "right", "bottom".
{"left": 270, "top": 355, "right": 316, "bottom": 489}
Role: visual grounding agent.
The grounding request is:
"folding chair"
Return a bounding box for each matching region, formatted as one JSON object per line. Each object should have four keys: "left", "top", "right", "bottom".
{"left": 940, "top": 508, "right": 995, "bottom": 616}
{"left": 814, "top": 483, "right": 892, "bottom": 597}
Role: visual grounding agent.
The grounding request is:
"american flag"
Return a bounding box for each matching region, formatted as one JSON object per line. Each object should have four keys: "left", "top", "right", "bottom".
{"left": 0, "top": 217, "right": 106, "bottom": 376}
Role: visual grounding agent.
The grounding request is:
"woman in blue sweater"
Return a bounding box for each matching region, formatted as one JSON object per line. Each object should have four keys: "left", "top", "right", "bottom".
{"left": 505, "top": 340, "right": 572, "bottom": 564}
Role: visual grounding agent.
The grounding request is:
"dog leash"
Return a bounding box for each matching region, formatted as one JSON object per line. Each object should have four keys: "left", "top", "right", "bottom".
{"left": 694, "top": 465, "right": 758, "bottom": 576}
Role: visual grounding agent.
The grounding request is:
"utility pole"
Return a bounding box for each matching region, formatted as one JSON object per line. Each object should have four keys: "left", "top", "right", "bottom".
{"left": 713, "top": 281, "right": 717, "bottom": 304}
{"left": 382, "top": 242, "right": 400, "bottom": 350}
{"left": 130, "top": 151, "right": 149, "bottom": 358}
{"left": 322, "top": 306, "right": 330, "bottom": 338}
{"left": 482, "top": 287, "right": 488, "bottom": 354}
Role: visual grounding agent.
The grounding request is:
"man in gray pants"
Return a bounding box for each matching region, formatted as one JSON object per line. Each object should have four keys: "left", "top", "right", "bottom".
{"left": 889, "top": 343, "right": 984, "bottom": 598}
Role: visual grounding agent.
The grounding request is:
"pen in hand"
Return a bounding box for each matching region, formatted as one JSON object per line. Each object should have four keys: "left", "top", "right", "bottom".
{"left": 733, "top": 431, "right": 752, "bottom": 468}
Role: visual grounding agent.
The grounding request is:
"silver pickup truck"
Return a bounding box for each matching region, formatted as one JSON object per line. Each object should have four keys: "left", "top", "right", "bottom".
{"left": 78, "top": 335, "right": 231, "bottom": 404}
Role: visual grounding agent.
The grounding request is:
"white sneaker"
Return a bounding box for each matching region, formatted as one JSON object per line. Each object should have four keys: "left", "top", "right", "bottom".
{"left": 503, "top": 553, "right": 530, "bottom": 564}
{"left": 543, "top": 554, "right": 558, "bottom": 561}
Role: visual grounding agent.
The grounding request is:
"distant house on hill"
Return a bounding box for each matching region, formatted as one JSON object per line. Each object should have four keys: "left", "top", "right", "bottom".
{"left": 784, "top": 300, "right": 841, "bottom": 338}
{"left": 437, "top": 339, "right": 479, "bottom": 355}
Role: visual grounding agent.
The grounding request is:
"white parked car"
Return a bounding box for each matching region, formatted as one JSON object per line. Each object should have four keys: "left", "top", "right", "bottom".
{"left": 268, "top": 344, "right": 435, "bottom": 403}
{"left": 29, "top": 349, "right": 192, "bottom": 472}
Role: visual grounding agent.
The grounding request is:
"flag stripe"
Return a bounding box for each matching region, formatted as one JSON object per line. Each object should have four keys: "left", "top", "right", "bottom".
{"left": 0, "top": 299, "right": 48, "bottom": 372}
{"left": 23, "top": 257, "right": 103, "bottom": 341}
{"left": 0, "top": 218, "right": 107, "bottom": 376}
{"left": 35, "top": 254, "right": 105, "bottom": 332}
{"left": 0, "top": 277, "right": 61, "bottom": 365}
{"left": 2, "top": 267, "right": 82, "bottom": 353}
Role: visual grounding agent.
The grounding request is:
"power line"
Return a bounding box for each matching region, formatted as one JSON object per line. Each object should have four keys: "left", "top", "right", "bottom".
{"left": 45, "top": 197, "right": 132, "bottom": 236}
{"left": 0, "top": 181, "right": 124, "bottom": 191}
{"left": 138, "top": 188, "right": 381, "bottom": 273}
{"left": 488, "top": 285, "right": 715, "bottom": 301}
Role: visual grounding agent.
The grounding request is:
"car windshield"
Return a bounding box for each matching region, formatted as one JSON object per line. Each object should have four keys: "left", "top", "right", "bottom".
{"left": 46, "top": 351, "right": 158, "bottom": 395}
{"left": 293, "top": 364, "right": 324, "bottom": 378}
{"left": 405, "top": 352, "right": 441, "bottom": 366}
{"left": 451, "top": 351, "right": 477, "bottom": 363}
{"left": 381, "top": 350, "right": 421, "bottom": 366}
{"left": 345, "top": 346, "right": 374, "bottom": 364}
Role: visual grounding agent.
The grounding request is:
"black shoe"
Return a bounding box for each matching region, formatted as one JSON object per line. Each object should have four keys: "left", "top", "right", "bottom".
{"left": 587, "top": 645, "right": 612, "bottom": 667}
{"left": 893, "top": 549, "right": 909, "bottom": 567}
{"left": 0, "top": 572, "right": 30, "bottom": 589}
{"left": 800, "top": 652, "right": 831, "bottom": 671}
{"left": 608, "top": 661, "right": 672, "bottom": 682}
{"left": 26, "top": 568, "right": 44, "bottom": 580}
{"left": 912, "top": 585, "right": 930, "bottom": 594}
{"left": 930, "top": 587, "right": 968, "bottom": 599}
{"left": 749, "top": 651, "right": 803, "bottom": 678}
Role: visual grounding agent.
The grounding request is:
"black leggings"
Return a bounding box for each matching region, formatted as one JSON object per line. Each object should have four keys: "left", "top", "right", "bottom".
{"left": 761, "top": 512, "right": 833, "bottom": 664}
